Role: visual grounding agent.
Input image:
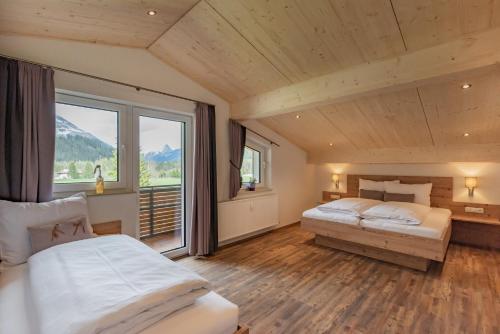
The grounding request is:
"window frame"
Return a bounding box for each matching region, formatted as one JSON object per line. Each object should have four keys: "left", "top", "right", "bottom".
{"left": 53, "top": 93, "right": 128, "bottom": 192}
{"left": 240, "top": 133, "right": 271, "bottom": 190}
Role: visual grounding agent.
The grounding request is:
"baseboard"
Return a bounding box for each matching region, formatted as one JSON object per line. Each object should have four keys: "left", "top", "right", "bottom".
{"left": 218, "top": 226, "right": 277, "bottom": 248}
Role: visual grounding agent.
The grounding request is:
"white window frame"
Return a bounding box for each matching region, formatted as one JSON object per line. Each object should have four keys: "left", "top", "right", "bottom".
{"left": 241, "top": 133, "right": 272, "bottom": 190}
{"left": 132, "top": 107, "right": 194, "bottom": 258}
{"left": 53, "top": 93, "right": 128, "bottom": 192}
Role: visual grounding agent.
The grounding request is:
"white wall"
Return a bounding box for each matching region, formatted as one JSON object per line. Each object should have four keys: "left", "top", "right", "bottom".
{"left": 315, "top": 163, "right": 500, "bottom": 205}
{"left": 0, "top": 35, "right": 316, "bottom": 240}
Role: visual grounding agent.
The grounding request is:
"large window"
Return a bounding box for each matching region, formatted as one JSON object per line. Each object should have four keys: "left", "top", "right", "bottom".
{"left": 53, "top": 93, "right": 126, "bottom": 191}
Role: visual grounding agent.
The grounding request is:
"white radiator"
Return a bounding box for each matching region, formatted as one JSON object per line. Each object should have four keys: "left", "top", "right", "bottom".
{"left": 218, "top": 193, "right": 279, "bottom": 243}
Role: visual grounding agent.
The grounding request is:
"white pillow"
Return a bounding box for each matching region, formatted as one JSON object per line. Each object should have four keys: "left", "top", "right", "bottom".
{"left": 359, "top": 179, "right": 400, "bottom": 192}
{"left": 0, "top": 193, "right": 92, "bottom": 265}
{"left": 384, "top": 182, "right": 433, "bottom": 207}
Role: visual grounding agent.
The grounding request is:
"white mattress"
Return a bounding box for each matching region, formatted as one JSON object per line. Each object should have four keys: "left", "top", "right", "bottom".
{"left": 0, "top": 263, "right": 238, "bottom": 334}
{"left": 360, "top": 207, "right": 451, "bottom": 239}
{"left": 302, "top": 208, "right": 360, "bottom": 226}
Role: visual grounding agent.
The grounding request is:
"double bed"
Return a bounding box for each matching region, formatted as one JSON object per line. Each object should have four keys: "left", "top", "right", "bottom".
{"left": 302, "top": 175, "right": 453, "bottom": 271}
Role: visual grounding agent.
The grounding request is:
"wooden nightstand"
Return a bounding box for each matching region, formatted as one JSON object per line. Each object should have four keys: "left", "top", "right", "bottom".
{"left": 451, "top": 214, "right": 500, "bottom": 249}
{"left": 321, "top": 191, "right": 342, "bottom": 204}
{"left": 92, "top": 220, "right": 122, "bottom": 235}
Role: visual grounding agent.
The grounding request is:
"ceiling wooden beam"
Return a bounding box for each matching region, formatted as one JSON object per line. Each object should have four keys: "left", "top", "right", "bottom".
{"left": 231, "top": 27, "right": 500, "bottom": 120}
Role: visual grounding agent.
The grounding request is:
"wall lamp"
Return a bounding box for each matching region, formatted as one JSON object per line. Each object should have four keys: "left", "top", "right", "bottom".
{"left": 332, "top": 174, "right": 340, "bottom": 190}
{"left": 465, "top": 177, "right": 478, "bottom": 197}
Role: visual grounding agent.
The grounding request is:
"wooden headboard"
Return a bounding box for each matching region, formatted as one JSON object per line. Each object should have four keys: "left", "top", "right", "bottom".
{"left": 344, "top": 175, "right": 452, "bottom": 208}
{"left": 322, "top": 174, "right": 500, "bottom": 220}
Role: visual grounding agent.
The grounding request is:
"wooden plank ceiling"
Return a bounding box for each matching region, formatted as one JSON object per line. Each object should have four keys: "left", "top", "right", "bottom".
{"left": 0, "top": 0, "right": 199, "bottom": 47}
{"left": 260, "top": 66, "right": 500, "bottom": 162}
{"left": 2, "top": 0, "right": 500, "bottom": 162}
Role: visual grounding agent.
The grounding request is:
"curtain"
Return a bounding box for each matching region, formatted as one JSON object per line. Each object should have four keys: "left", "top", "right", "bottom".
{"left": 190, "top": 102, "right": 218, "bottom": 256}
{"left": 0, "top": 57, "right": 55, "bottom": 202}
{"left": 228, "top": 120, "right": 246, "bottom": 199}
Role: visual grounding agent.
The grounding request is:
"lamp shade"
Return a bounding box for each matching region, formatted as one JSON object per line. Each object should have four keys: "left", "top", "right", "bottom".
{"left": 465, "top": 177, "right": 477, "bottom": 188}
{"left": 332, "top": 174, "right": 340, "bottom": 182}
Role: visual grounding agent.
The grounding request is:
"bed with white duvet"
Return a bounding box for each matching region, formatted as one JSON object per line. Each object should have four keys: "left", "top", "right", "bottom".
{"left": 0, "top": 235, "right": 239, "bottom": 334}
{"left": 301, "top": 194, "right": 452, "bottom": 270}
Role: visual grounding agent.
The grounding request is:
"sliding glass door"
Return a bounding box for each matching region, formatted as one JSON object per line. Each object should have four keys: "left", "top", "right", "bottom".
{"left": 134, "top": 108, "right": 192, "bottom": 256}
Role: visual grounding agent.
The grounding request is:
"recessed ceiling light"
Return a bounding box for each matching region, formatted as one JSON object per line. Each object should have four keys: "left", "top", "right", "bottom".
{"left": 147, "top": 10, "right": 157, "bottom": 16}
{"left": 461, "top": 83, "right": 472, "bottom": 89}
{"left": 329, "top": 143, "right": 334, "bottom": 147}
{"left": 463, "top": 132, "right": 470, "bottom": 137}
{"left": 295, "top": 114, "right": 301, "bottom": 119}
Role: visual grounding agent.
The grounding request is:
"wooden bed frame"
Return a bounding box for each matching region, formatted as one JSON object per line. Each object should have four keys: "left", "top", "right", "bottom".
{"left": 302, "top": 175, "right": 453, "bottom": 271}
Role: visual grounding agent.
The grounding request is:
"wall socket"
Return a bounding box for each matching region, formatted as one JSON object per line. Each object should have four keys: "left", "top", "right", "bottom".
{"left": 464, "top": 206, "right": 485, "bottom": 214}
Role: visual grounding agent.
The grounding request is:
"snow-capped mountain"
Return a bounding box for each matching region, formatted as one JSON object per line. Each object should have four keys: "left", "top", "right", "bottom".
{"left": 55, "top": 116, "right": 114, "bottom": 162}
{"left": 144, "top": 144, "right": 181, "bottom": 163}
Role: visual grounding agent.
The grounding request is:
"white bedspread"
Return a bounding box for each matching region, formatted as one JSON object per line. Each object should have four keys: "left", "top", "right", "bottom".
{"left": 28, "top": 235, "right": 209, "bottom": 334}
{"left": 361, "top": 201, "right": 432, "bottom": 225}
{"left": 316, "top": 198, "right": 381, "bottom": 216}
{"left": 302, "top": 208, "right": 360, "bottom": 226}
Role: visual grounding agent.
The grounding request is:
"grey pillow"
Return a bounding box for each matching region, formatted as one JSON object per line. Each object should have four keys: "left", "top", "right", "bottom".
{"left": 28, "top": 216, "right": 96, "bottom": 255}
{"left": 384, "top": 192, "right": 415, "bottom": 203}
{"left": 359, "top": 189, "right": 385, "bottom": 201}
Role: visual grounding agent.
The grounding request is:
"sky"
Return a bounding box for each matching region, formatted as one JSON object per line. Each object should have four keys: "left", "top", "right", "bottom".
{"left": 56, "top": 104, "right": 182, "bottom": 153}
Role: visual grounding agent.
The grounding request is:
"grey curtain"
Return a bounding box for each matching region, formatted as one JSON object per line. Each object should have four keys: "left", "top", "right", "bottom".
{"left": 190, "top": 102, "right": 218, "bottom": 256}
{"left": 229, "top": 120, "right": 246, "bottom": 199}
{"left": 0, "top": 57, "right": 55, "bottom": 202}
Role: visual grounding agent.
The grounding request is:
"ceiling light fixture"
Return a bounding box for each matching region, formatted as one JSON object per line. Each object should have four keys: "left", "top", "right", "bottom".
{"left": 463, "top": 132, "right": 470, "bottom": 137}
{"left": 329, "top": 143, "right": 334, "bottom": 147}
{"left": 461, "top": 83, "right": 472, "bottom": 89}
{"left": 295, "top": 115, "right": 301, "bottom": 119}
{"left": 147, "top": 10, "right": 157, "bottom": 16}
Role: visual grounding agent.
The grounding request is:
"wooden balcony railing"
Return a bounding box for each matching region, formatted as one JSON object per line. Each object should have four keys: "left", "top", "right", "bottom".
{"left": 139, "top": 185, "right": 183, "bottom": 239}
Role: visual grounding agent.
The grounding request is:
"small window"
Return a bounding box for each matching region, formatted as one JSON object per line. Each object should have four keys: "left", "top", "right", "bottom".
{"left": 241, "top": 146, "right": 261, "bottom": 184}
{"left": 53, "top": 93, "right": 126, "bottom": 192}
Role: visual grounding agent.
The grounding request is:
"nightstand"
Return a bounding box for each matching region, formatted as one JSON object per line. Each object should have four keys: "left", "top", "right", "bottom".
{"left": 92, "top": 220, "right": 122, "bottom": 235}
{"left": 451, "top": 214, "right": 500, "bottom": 249}
{"left": 321, "top": 191, "right": 342, "bottom": 204}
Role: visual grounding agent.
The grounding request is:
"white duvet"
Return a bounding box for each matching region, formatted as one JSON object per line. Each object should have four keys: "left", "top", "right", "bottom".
{"left": 28, "top": 235, "right": 209, "bottom": 334}
{"left": 361, "top": 201, "right": 432, "bottom": 225}
{"left": 317, "top": 198, "right": 381, "bottom": 216}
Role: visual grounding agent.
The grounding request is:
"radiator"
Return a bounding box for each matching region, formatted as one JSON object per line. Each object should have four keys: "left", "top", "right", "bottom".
{"left": 218, "top": 193, "right": 279, "bottom": 243}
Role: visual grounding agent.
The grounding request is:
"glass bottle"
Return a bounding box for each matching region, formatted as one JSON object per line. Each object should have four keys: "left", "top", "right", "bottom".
{"left": 94, "top": 165, "right": 104, "bottom": 194}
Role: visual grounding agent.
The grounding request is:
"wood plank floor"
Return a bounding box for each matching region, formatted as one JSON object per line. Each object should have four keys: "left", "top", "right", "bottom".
{"left": 178, "top": 224, "right": 500, "bottom": 334}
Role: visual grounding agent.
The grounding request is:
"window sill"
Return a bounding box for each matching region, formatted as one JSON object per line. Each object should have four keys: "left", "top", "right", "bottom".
{"left": 53, "top": 188, "right": 136, "bottom": 199}
{"left": 230, "top": 188, "right": 276, "bottom": 201}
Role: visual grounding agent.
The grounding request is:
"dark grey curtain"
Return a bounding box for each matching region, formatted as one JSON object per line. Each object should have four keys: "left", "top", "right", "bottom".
{"left": 190, "top": 103, "right": 218, "bottom": 256}
{"left": 0, "top": 57, "right": 55, "bottom": 202}
{"left": 228, "top": 120, "right": 246, "bottom": 199}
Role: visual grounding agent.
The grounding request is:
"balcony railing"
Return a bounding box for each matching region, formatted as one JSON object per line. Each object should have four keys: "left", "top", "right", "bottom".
{"left": 139, "top": 185, "right": 183, "bottom": 239}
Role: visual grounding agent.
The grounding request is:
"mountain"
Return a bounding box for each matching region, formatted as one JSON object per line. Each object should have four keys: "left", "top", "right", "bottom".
{"left": 55, "top": 115, "right": 114, "bottom": 161}
{"left": 144, "top": 144, "right": 181, "bottom": 163}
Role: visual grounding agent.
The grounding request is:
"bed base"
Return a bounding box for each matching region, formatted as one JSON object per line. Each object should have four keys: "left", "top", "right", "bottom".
{"left": 315, "top": 235, "right": 430, "bottom": 271}
{"left": 302, "top": 217, "right": 451, "bottom": 272}
{"left": 235, "top": 325, "right": 250, "bottom": 334}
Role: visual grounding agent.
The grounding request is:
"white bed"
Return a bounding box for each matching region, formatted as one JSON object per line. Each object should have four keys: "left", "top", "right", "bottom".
{"left": 0, "top": 263, "right": 239, "bottom": 334}
{"left": 360, "top": 207, "right": 451, "bottom": 239}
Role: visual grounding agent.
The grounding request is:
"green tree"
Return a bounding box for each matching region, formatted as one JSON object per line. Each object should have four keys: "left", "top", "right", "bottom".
{"left": 168, "top": 168, "right": 181, "bottom": 178}
{"left": 82, "top": 162, "right": 94, "bottom": 179}
{"left": 139, "top": 153, "right": 151, "bottom": 187}
{"left": 68, "top": 161, "right": 79, "bottom": 179}
{"left": 105, "top": 150, "right": 118, "bottom": 181}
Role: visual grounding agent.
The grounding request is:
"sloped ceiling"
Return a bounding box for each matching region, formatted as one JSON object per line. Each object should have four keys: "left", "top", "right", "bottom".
{"left": 2, "top": 0, "right": 500, "bottom": 162}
